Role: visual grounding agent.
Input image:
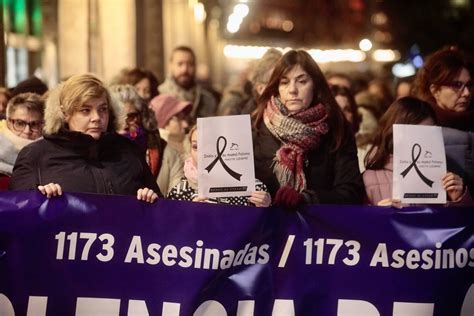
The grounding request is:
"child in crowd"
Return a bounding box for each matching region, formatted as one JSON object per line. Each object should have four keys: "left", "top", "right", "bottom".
{"left": 168, "top": 125, "right": 271, "bottom": 207}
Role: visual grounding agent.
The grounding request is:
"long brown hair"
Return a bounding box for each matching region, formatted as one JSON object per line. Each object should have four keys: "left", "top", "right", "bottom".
{"left": 413, "top": 47, "right": 468, "bottom": 106}
{"left": 252, "top": 49, "right": 347, "bottom": 150}
{"left": 365, "top": 97, "right": 436, "bottom": 170}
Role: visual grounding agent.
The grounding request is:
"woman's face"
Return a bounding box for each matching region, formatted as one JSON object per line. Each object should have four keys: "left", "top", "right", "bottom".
{"left": 7, "top": 107, "right": 43, "bottom": 140}
{"left": 190, "top": 130, "right": 198, "bottom": 167}
{"left": 335, "top": 95, "right": 353, "bottom": 123}
{"left": 278, "top": 65, "right": 314, "bottom": 114}
{"left": 124, "top": 102, "right": 141, "bottom": 130}
{"left": 431, "top": 67, "right": 472, "bottom": 112}
{"left": 67, "top": 96, "right": 109, "bottom": 140}
{"left": 164, "top": 112, "right": 189, "bottom": 137}
{"left": 135, "top": 78, "right": 151, "bottom": 101}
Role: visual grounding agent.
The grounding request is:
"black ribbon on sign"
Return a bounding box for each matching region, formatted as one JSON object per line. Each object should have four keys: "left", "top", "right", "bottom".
{"left": 205, "top": 136, "right": 242, "bottom": 181}
{"left": 400, "top": 143, "right": 434, "bottom": 187}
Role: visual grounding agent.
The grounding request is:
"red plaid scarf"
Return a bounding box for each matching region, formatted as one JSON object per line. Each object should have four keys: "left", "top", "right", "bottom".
{"left": 263, "top": 96, "right": 329, "bottom": 191}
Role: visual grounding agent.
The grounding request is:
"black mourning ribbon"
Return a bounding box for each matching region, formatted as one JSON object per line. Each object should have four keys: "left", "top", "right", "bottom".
{"left": 400, "top": 143, "right": 434, "bottom": 187}
{"left": 205, "top": 136, "right": 242, "bottom": 181}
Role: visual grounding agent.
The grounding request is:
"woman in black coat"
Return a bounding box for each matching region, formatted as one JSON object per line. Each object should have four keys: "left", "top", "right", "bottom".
{"left": 9, "top": 74, "right": 161, "bottom": 202}
{"left": 252, "top": 50, "right": 364, "bottom": 206}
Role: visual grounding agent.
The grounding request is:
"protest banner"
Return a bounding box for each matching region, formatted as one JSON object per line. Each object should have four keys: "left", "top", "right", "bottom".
{"left": 0, "top": 191, "right": 473, "bottom": 315}
{"left": 197, "top": 115, "right": 255, "bottom": 198}
{"left": 393, "top": 124, "right": 447, "bottom": 204}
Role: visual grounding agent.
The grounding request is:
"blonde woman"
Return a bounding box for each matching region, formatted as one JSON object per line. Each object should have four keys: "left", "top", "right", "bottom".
{"left": 9, "top": 74, "right": 161, "bottom": 202}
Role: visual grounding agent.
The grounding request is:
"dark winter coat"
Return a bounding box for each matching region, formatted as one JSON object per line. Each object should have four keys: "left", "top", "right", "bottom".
{"left": 253, "top": 121, "right": 364, "bottom": 204}
{"left": 9, "top": 129, "right": 162, "bottom": 196}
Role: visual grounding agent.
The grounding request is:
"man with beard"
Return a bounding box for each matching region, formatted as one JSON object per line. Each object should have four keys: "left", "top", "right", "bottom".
{"left": 158, "top": 46, "right": 217, "bottom": 122}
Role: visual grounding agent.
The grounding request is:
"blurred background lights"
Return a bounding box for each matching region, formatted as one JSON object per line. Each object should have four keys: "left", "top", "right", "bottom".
{"left": 372, "top": 49, "right": 400, "bottom": 62}
{"left": 194, "top": 2, "right": 206, "bottom": 23}
{"left": 392, "top": 63, "right": 416, "bottom": 78}
{"left": 359, "top": 39, "right": 373, "bottom": 51}
{"left": 282, "top": 20, "right": 294, "bottom": 32}
{"left": 233, "top": 4, "right": 249, "bottom": 18}
{"left": 412, "top": 55, "right": 423, "bottom": 68}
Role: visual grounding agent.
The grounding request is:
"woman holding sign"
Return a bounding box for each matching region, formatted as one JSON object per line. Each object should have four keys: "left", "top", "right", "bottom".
{"left": 252, "top": 50, "right": 364, "bottom": 206}
{"left": 363, "top": 97, "right": 471, "bottom": 206}
{"left": 413, "top": 46, "right": 474, "bottom": 198}
{"left": 9, "top": 74, "right": 161, "bottom": 202}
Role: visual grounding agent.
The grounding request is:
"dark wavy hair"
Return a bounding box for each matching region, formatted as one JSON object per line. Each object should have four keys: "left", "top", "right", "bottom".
{"left": 253, "top": 49, "right": 347, "bottom": 151}
{"left": 365, "top": 96, "right": 436, "bottom": 170}
{"left": 330, "top": 84, "right": 361, "bottom": 134}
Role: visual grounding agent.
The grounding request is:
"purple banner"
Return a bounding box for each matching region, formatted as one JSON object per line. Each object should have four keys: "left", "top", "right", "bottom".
{"left": 0, "top": 191, "right": 473, "bottom": 315}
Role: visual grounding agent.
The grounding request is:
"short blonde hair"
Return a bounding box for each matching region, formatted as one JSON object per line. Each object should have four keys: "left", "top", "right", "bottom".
{"left": 44, "top": 74, "right": 121, "bottom": 134}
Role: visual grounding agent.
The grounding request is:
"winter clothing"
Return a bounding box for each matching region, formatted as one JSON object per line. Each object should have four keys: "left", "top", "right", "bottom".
{"left": 363, "top": 155, "right": 473, "bottom": 206}
{"left": 442, "top": 126, "right": 474, "bottom": 198}
{"left": 0, "top": 120, "right": 37, "bottom": 190}
{"left": 263, "top": 96, "right": 329, "bottom": 191}
{"left": 149, "top": 94, "right": 192, "bottom": 129}
{"left": 158, "top": 77, "right": 217, "bottom": 121}
{"left": 253, "top": 119, "right": 364, "bottom": 205}
{"left": 157, "top": 145, "right": 184, "bottom": 195}
{"left": 274, "top": 186, "right": 304, "bottom": 207}
{"left": 9, "top": 129, "right": 161, "bottom": 196}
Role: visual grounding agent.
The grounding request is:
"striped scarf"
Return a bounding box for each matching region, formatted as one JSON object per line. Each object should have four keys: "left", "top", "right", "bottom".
{"left": 264, "top": 96, "right": 329, "bottom": 191}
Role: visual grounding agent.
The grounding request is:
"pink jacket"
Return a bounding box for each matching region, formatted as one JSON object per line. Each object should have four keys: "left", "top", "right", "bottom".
{"left": 363, "top": 158, "right": 393, "bottom": 205}
{"left": 363, "top": 156, "right": 473, "bottom": 206}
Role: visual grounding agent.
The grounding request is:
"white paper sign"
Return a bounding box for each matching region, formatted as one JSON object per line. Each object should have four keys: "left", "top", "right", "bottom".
{"left": 197, "top": 115, "right": 255, "bottom": 198}
{"left": 393, "top": 124, "right": 447, "bottom": 204}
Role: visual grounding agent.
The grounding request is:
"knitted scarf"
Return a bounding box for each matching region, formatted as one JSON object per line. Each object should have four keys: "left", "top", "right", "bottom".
{"left": 264, "top": 96, "right": 329, "bottom": 191}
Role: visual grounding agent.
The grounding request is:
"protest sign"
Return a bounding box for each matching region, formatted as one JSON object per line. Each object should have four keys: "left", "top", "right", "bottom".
{"left": 393, "top": 124, "right": 447, "bottom": 204}
{"left": 197, "top": 115, "right": 255, "bottom": 198}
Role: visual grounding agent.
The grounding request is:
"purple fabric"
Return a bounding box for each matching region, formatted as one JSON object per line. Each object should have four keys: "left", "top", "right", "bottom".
{"left": 0, "top": 191, "right": 473, "bottom": 315}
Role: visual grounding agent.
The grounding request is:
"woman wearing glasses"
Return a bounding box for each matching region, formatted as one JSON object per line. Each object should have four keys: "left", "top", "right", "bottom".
{"left": 9, "top": 74, "right": 161, "bottom": 202}
{"left": 0, "top": 93, "right": 44, "bottom": 190}
{"left": 413, "top": 46, "right": 474, "bottom": 197}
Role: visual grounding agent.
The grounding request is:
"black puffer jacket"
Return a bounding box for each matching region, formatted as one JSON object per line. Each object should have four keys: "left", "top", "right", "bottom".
{"left": 253, "top": 121, "right": 364, "bottom": 204}
{"left": 9, "top": 129, "right": 162, "bottom": 196}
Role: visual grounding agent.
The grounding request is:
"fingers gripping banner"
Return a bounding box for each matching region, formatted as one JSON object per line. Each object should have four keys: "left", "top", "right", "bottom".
{"left": 0, "top": 191, "right": 473, "bottom": 316}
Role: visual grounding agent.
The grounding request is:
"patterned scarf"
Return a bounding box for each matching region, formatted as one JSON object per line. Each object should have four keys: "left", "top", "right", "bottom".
{"left": 264, "top": 96, "right": 329, "bottom": 191}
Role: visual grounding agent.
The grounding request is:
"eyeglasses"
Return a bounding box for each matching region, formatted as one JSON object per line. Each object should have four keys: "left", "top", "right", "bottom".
{"left": 8, "top": 119, "right": 44, "bottom": 132}
{"left": 126, "top": 112, "right": 140, "bottom": 121}
{"left": 444, "top": 81, "right": 474, "bottom": 93}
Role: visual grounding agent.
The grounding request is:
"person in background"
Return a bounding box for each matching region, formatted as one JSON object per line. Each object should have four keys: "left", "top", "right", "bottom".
{"left": 368, "top": 78, "right": 394, "bottom": 112}
{"left": 0, "top": 93, "right": 44, "bottom": 190}
{"left": 330, "top": 85, "right": 361, "bottom": 134}
{"left": 413, "top": 46, "right": 474, "bottom": 197}
{"left": 9, "top": 74, "right": 161, "bottom": 202}
{"left": 394, "top": 77, "right": 413, "bottom": 98}
{"left": 252, "top": 50, "right": 364, "bottom": 207}
{"left": 10, "top": 76, "right": 48, "bottom": 98}
{"left": 0, "top": 87, "right": 12, "bottom": 119}
{"left": 326, "top": 72, "right": 352, "bottom": 91}
{"left": 109, "top": 85, "right": 160, "bottom": 175}
{"left": 113, "top": 68, "right": 160, "bottom": 104}
{"left": 363, "top": 96, "right": 471, "bottom": 206}
{"left": 149, "top": 94, "right": 192, "bottom": 194}
{"left": 168, "top": 125, "right": 271, "bottom": 207}
{"left": 240, "top": 48, "right": 283, "bottom": 115}
{"left": 159, "top": 46, "right": 217, "bottom": 122}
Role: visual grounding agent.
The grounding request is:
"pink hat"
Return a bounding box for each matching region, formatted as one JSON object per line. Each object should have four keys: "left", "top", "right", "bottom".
{"left": 149, "top": 94, "right": 192, "bottom": 128}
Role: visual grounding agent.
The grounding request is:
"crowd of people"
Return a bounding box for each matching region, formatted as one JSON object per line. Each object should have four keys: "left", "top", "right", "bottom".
{"left": 0, "top": 45, "right": 472, "bottom": 207}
